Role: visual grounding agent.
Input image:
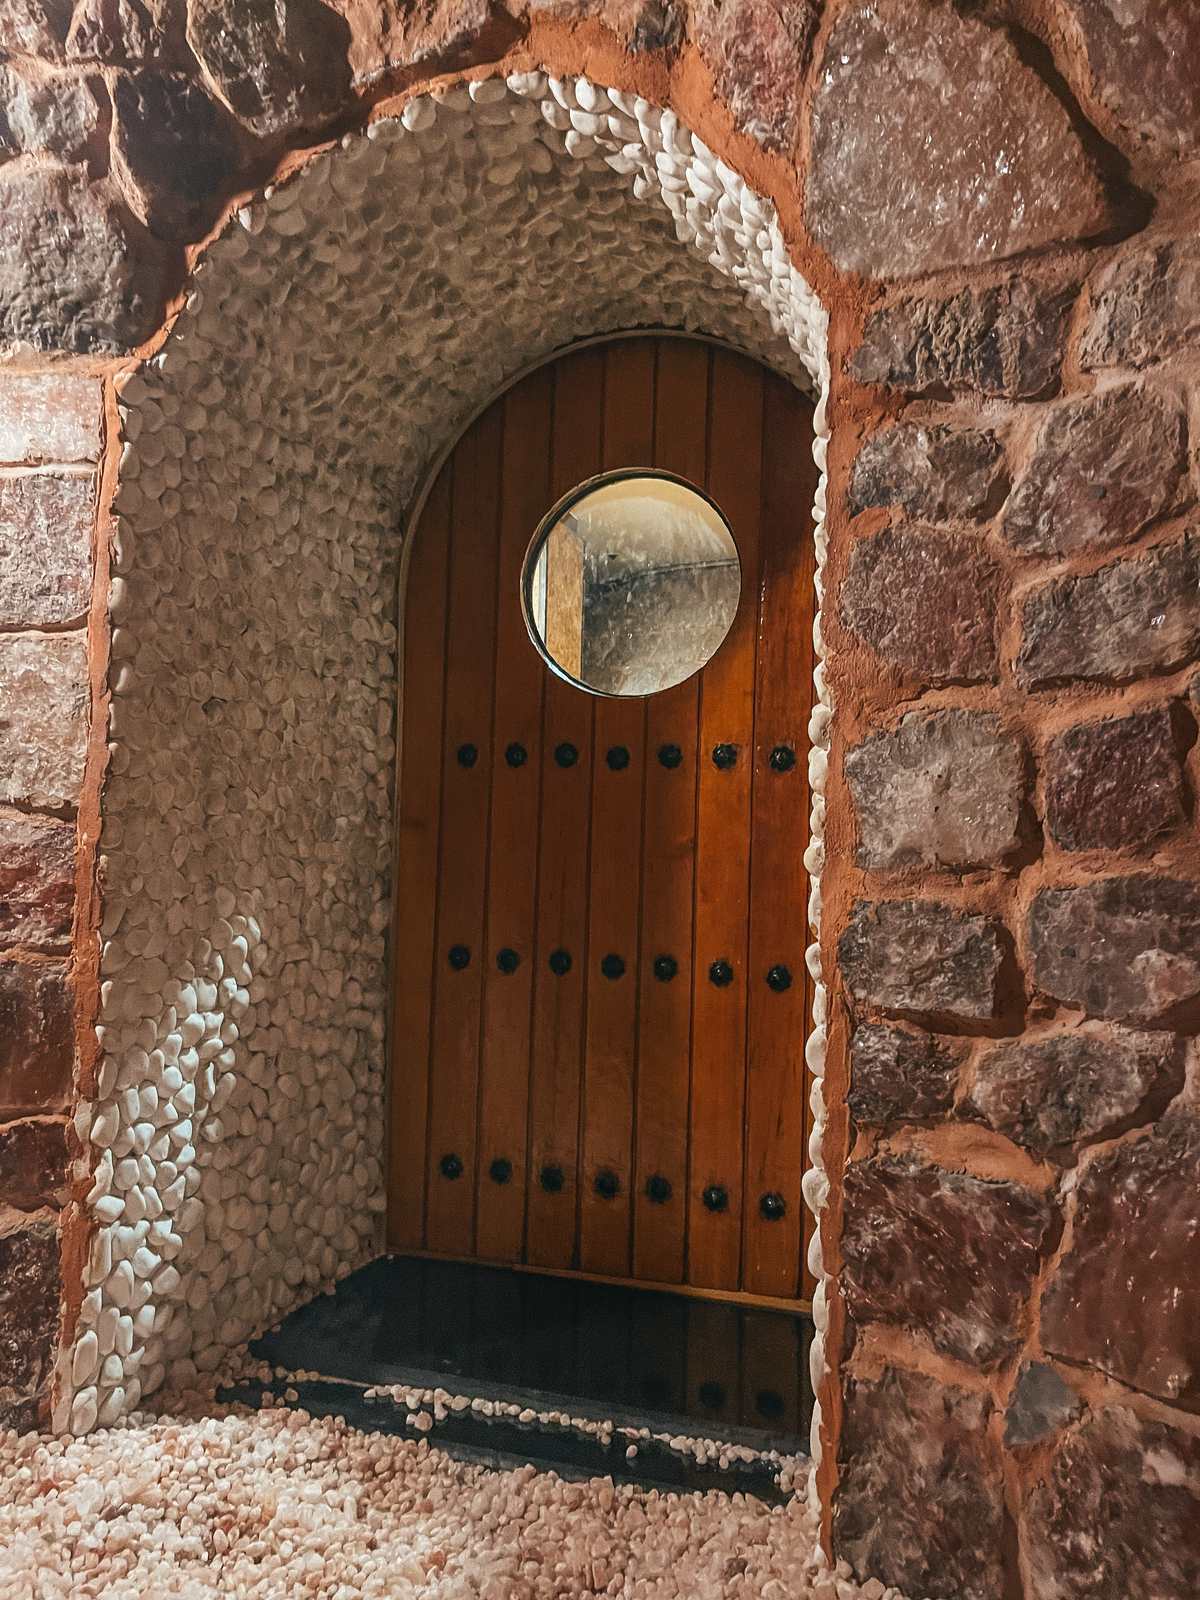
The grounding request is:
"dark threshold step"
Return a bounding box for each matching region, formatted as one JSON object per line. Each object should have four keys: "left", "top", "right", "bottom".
{"left": 235, "top": 1254, "right": 813, "bottom": 1499}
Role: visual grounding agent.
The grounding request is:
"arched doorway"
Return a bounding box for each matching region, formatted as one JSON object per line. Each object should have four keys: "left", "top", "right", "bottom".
{"left": 388, "top": 334, "right": 818, "bottom": 1311}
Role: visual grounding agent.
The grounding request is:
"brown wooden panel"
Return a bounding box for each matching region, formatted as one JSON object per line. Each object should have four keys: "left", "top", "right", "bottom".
{"left": 578, "top": 341, "right": 655, "bottom": 1275}
{"left": 387, "top": 466, "right": 452, "bottom": 1250}
{"left": 686, "top": 351, "right": 765, "bottom": 1290}
{"left": 632, "top": 339, "right": 708, "bottom": 1284}
{"left": 742, "top": 376, "right": 817, "bottom": 1297}
{"left": 739, "top": 1310, "right": 802, "bottom": 1438}
{"left": 475, "top": 370, "right": 553, "bottom": 1261}
{"left": 423, "top": 408, "right": 504, "bottom": 1255}
{"left": 525, "top": 347, "right": 605, "bottom": 1270}
{"left": 685, "top": 1298, "right": 739, "bottom": 1426}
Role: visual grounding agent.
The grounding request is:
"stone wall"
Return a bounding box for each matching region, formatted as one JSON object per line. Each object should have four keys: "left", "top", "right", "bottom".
{"left": 1, "top": 1, "right": 1198, "bottom": 1597}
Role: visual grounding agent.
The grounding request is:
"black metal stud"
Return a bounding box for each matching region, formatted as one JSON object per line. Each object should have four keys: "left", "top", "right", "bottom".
{"left": 439, "top": 1153, "right": 463, "bottom": 1180}
{"left": 702, "top": 1183, "right": 728, "bottom": 1213}
{"left": 657, "top": 743, "right": 683, "bottom": 769}
{"left": 554, "top": 741, "right": 578, "bottom": 768}
{"left": 456, "top": 742, "right": 478, "bottom": 768}
{"left": 645, "top": 1173, "right": 672, "bottom": 1204}
{"left": 496, "top": 947, "right": 521, "bottom": 975}
{"left": 489, "top": 1156, "right": 513, "bottom": 1185}
{"left": 606, "top": 745, "right": 630, "bottom": 771}
{"left": 653, "top": 954, "right": 678, "bottom": 982}
{"left": 759, "top": 1191, "right": 786, "bottom": 1221}
{"left": 539, "top": 1163, "right": 565, "bottom": 1193}
{"left": 766, "top": 964, "right": 792, "bottom": 992}
{"left": 709, "top": 959, "right": 734, "bottom": 988}
{"left": 698, "top": 1380, "right": 726, "bottom": 1409}
{"left": 601, "top": 953, "right": 625, "bottom": 980}
{"left": 712, "top": 743, "right": 738, "bottom": 770}
{"left": 595, "top": 1168, "right": 621, "bottom": 1199}
{"left": 505, "top": 742, "right": 527, "bottom": 768}
{"left": 448, "top": 944, "right": 471, "bottom": 970}
{"left": 548, "top": 948, "right": 572, "bottom": 976}
{"left": 769, "top": 744, "right": 796, "bottom": 773}
{"left": 756, "top": 1389, "right": 785, "bottom": 1421}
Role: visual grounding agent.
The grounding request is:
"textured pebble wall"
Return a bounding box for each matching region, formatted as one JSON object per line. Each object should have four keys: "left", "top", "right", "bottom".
{"left": 63, "top": 72, "right": 832, "bottom": 1465}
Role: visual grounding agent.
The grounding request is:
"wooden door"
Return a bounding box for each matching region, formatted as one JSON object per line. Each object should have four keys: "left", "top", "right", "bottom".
{"left": 388, "top": 336, "right": 818, "bottom": 1305}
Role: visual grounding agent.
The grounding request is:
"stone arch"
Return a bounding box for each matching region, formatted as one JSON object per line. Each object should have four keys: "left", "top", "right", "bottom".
{"left": 1, "top": 6, "right": 1193, "bottom": 1596}
{"left": 68, "top": 65, "right": 837, "bottom": 1518}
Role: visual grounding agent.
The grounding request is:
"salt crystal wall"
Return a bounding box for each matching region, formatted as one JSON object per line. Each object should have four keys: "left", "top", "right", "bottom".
{"left": 1, "top": 3, "right": 1198, "bottom": 1598}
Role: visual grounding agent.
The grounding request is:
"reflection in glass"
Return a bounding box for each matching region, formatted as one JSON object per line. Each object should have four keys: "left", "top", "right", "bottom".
{"left": 523, "top": 472, "right": 740, "bottom": 697}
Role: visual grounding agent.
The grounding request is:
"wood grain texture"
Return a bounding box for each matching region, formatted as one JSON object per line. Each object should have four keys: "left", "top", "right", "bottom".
{"left": 474, "top": 371, "right": 553, "bottom": 1262}
{"left": 389, "top": 337, "right": 815, "bottom": 1308}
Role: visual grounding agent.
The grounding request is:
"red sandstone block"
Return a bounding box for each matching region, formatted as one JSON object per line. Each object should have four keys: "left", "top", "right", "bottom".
{"left": 0, "top": 374, "right": 101, "bottom": 465}
{"left": 0, "top": 961, "right": 74, "bottom": 1116}
{"left": 0, "top": 1116, "right": 69, "bottom": 1208}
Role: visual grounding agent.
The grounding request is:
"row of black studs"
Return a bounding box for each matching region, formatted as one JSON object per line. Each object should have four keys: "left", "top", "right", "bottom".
{"left": 455, "top": 742, "right": 798, "bottom": 772}
{"left": 446, "top": 946, "right": 792, "bottom": 990}
{"left": 436, "top": 1153, "right": 787, "bottom": 1221}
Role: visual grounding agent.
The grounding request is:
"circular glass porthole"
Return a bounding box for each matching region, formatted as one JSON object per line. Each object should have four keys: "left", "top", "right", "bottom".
{"left": 521, "top": 470, "right": 740, "bottom": 698}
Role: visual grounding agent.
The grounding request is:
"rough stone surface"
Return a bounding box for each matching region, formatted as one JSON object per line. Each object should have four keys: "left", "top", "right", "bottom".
{"left": 0, "top": 375, "right": 100, "bottom": 464}
{"left": 845, "top": 709, "right": 1023, "bottom": 871}
{"left": 187, "top": 0, "right": 353, "bottom": 138}
{"left": 1017, "top": 536, "right": 1200, "bottom": 688}
{"left": 1001, "top": 383, "right": 1187, "bottom": 557}
{"left": 0, "top": 812, "right": 75, "bottom": 950}
{"left": 848, "top": 422, "right": 1003, "bottom": 523}
{"left": 0, "top": 64, "right": 104, "bottom": 163}
{"left": 808, "top": 0, "right": 1110, "bottom": 277}
{"left": 840, "top": 527, "right": 1001, "bottom": 685}
{"left": 1003, "top": 1362, "right": 1082, "bottom": 1449}
{"left": 0, "top": 167, "right": 167, "bottom": 354}
{"left": 66, "top": 0, "right": 186, "bottom": 63}
{"left": 1028, "top": 875, "right": 1200, "bottom": 1024}
{"left": 0, "top": 1216, "right": 58, "bottom": 1427}
{"left": 0, "top": 472, "right": 94, "bottom": 627}
{"left": 0, "top": 962, "right": 73, "bottom": 1114}
{"left": 1060, "top": 0, "right": 1200, "bottom": 157}
{"left": 112, "top": 71, "right": 243, "bottom": 240}
{"left": 690, "top": 0, "right": 815, "bottom": 153}
{"left": 840, "top": 899, "right": 1005, "bottom": 1021}
{"left": 835, "top": 1366, "right": 1006, "bottom": 1600}
{"left": 849, "top": 277, "right": 1076, "bottom": 397}
{"left": 1041, "top": 1109, "right": 1200, "bottom": 1404}
{"left": 1044, "top": 705, "right": 1188, "bottom": 853}
{"left": 841, "top": 1153, "right": 1054, "bottom": 1366}
{"left": 1024, "top": 1407, "right": 1200, "bottom": 1600}
{"left": 0, "top": 1116, "right": 69, "bottom": 1208}
{"left": 848, "top": 1022, "right": 962, "bottom": 1125}
{"left": 965, "top": 1025, "right": 1177, "bottom": 1158}
{"left": 0, "top": 632, "right": 88, "bottom": 811}
{"left": 1081, "top": 242, "right": 1200, "bottom": 372}
{"left": 0, "top": 0, "right": 72, "bottom": 57}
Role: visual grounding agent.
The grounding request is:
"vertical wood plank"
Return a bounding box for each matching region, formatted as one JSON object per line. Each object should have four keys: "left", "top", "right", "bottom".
{"left": 742, "top": 376, "right": 818, "bottom": 1297}
{"left": 525, "top": 346, "right": 605, "bottom": 1269}
{"left": 387, "top": 465, "right": 452, "bottom": 1249}
{"left": 578, "top": 341, "right": 655, "bottom": 1275}
{"left": 423, "top": 409, "right": 504, "bottom": 1255}
{"left": 632, "top": 339, "right": 708, "bottom": 1284}
{"left": 739, "top": 1310, "right": 802, "bottom": 1440}
{"left": 685, "top": 1298, "right": 739, "bottom": 1426}
{"left": 686, "top": 351, "right": 765, "bottom": 1290}
{"left": 474, "top": 369, "right": 553, "bottom": 1262}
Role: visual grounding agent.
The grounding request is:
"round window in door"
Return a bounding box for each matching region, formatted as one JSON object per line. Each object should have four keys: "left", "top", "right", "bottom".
{"left": 522, "top": 470, "right": 740, "bottom": 697}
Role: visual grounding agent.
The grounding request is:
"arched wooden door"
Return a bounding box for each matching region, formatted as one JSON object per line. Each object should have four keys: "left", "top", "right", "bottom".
{"left": 388, "top": 336, "right": 817, "bottom": 1304}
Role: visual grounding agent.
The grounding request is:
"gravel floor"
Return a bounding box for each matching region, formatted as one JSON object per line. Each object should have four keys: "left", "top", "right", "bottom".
{"left": 0, "top": 1401, "right": 890, "bottom": 1600}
